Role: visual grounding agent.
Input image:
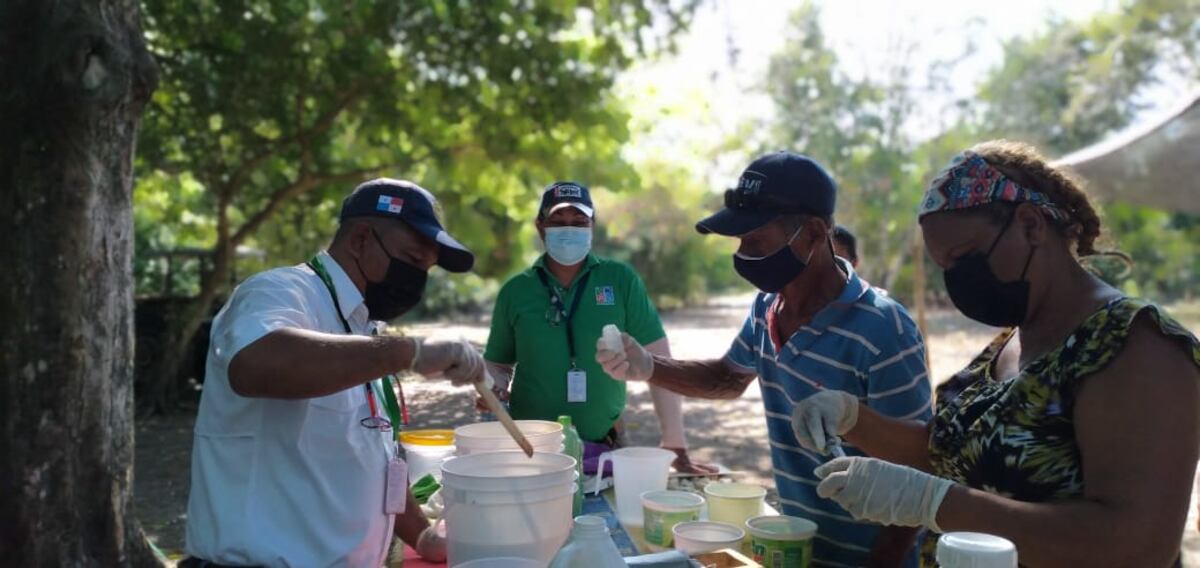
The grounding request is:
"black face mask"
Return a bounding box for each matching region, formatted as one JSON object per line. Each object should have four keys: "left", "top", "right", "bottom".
{"left": 943, "top": 212, "right": 1036, "bottom": 327}
{"left": 733, "top": 227, "right": 813, "bottom": 293}
{"left": 356, "top": 229, "right": 428, "bottom": 321}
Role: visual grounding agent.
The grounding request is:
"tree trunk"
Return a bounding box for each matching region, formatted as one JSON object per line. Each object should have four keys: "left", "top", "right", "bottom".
{"left": 0, "top": 0, "right": 159, "bottom": 565}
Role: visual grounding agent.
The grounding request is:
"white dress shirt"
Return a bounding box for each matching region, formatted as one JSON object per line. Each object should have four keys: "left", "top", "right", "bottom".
{"left": 185, "top": 251, "right": 395, "bottom": 567}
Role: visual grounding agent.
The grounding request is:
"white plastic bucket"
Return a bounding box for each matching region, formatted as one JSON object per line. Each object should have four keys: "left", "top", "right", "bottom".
{"left": 592, "top": 447, "right": 675, "bottom": 527}
{"left": 400, "top": 429, "right": 456, "bottom": 483}
{"left": 704, "top": 482, "right": 766, "bottom": 529}
{"left": 672, "top": 521, "right": 746, "bottom": 555}
{"left": 441, "top": 450, "right": 578, "bottom": 566}
{"left": 454, "top": 420, "right": 564, "bottom": 455}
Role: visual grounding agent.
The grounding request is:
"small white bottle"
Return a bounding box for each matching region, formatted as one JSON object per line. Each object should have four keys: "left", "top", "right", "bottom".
{"left": 548, "top": 515, "right": 626, "bottom": 568}
{"left": 936, "top": 532, "right": 1017, "bottom": 568}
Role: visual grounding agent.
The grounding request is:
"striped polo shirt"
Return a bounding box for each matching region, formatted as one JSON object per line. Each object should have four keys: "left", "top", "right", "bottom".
{"left": 726, "top": 259, "right": 932, "bottom": 568}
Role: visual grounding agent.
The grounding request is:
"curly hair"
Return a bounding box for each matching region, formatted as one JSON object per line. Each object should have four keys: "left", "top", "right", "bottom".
{"left": 968, "top": 140, "right": 1110, "bottom": 258}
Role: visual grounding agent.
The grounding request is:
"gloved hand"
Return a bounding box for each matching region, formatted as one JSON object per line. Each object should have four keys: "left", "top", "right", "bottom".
{"left": 412, "top": 339, "right": 490, "bottom": 387}
{"left": 814, "top": 457, "right": 954, "bottom": 531}
{"left": 595, "top": 331, "right": 654, "bottom": 382}
{"left": 791, "top": 390, "right": 860, "bottom": 454}
{"left": 414, "top": 523, "right": 447, "bottom": 562}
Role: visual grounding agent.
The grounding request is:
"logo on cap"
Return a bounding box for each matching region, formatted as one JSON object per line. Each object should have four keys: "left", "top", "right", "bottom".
{"left": 555, "top": 184, "right": 583, "bottom": 198}
{"left": 376, "top": 195, "right": 404, "bottom": 214}
{"left": 738, "top": 170, "right": 766, "bottom": 193}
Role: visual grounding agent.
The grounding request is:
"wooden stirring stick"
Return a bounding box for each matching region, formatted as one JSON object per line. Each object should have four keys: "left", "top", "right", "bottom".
{"left": 475, "top": 370, "right": 534, "bottom": 457}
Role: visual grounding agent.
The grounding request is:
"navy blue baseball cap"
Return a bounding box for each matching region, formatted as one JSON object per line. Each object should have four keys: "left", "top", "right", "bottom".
{"left": 538, "top": 181, "right": 594, "bottom": 219}
{"left": 339, "top": 178, "right": 475, "bottom": 273}
{"left": 696, "top": 152, "right": 837, "bottom": 236}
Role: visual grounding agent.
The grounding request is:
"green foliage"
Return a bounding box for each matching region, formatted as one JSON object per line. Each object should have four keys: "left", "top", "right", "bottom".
{"left": 135, "top": 0, "right": 698, "bottom": 297}
{"left": 971, "top": 0, "right": 1200, "bottom": 300}
{"left": 594, "top": 159, "right": 741, "bottom": 309}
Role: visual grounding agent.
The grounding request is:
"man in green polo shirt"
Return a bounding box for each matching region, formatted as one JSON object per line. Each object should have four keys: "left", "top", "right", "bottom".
{"left": 483, "top": 181, "right": 712, "bottom": 473}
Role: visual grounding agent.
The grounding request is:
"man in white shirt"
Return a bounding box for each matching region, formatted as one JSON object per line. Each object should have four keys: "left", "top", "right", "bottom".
{"left": 184, "top": 178, "right": 485, "bottom": 567}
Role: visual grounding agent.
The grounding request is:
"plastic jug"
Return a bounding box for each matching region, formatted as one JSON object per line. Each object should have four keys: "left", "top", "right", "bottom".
{"left": 548, "top": 515, "right": 626, "bottom": 568}
{"left": 592, "top": 447, "right": 675, "bottom": 526}
{"left": 558, "top": 416, "right": 584, "bottom": 516}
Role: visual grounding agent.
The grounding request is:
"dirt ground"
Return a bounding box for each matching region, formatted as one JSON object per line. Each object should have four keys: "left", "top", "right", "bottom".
{"left": 134, "top": 295, "right": 1200, "bottom": 564}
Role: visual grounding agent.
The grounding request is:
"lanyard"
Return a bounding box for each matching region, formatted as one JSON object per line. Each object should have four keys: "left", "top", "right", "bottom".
{"left": 535, "top": 266, "right": 591, "bottom": 367}
{"left": 307, "top": 255, "right": 406, "bottom": 435}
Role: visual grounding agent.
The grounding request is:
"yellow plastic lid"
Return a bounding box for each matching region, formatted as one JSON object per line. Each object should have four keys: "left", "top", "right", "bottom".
{"left": 399, "top": 429, "right": 455, "bottom": 446}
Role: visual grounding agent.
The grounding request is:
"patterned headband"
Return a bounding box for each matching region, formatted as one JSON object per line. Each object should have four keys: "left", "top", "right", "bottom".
{"left": 918, "top": 151, "right": 1068, "bottom": 223}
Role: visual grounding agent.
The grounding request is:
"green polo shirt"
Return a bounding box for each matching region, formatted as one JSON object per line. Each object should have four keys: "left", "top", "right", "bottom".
{"left": 484, "top": 254, "right": 667, "bottom": 442}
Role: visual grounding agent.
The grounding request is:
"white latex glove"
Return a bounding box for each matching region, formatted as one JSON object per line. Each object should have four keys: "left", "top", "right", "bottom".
{"left": 815, "top": 456, "right": 955, "bottom": 531}
{"left": 414, "top": 524, "right": 446, "bottom": 562}
{"left": 412, "top": 339, "right": 489, "bottom": 387}
{"left": 595, "top": 332, "right": 654, "bottom": 382}
{"left": 791, "top": 390, "right": 860, "bottom": 454}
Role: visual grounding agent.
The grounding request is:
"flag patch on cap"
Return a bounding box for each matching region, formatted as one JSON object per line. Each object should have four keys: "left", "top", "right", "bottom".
{"left": 555, "top": 184, "right": 583, "bottom": 198}
{"left": 376, "top": 195, "right": 404, "bottom": 214}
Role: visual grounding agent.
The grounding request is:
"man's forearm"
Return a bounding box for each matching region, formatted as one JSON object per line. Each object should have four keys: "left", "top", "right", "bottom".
{"left": 229, "top": 328, "right": 417, "bottom": 398}
{"left": 648, "top": 356, "right": 755, "bottom": 400}
{"left": 867, "top": 525, "right": 920, "bottom": 568}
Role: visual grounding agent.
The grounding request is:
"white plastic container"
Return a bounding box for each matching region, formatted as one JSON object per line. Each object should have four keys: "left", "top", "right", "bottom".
{"left": 672, "top": 521, "right": 746, "bottom": 555}
{"left": 640, "top": 490, "right": 705, "bottom": 548}
{"left": 937, "top": 532, "right": 1017, "bottom": 568}
{"left": 441, "top": 451, "right": 578, "bottom": 566}
{"left": 704, "top": 482, "right": 766, "bottom": 528}
{"left": 399, "top": 429, "right": 455, "bottom": 483}
{"left": 455, "top": 420, "right": 564, "bottom": 455}
{"left": 452, "top": 558, "right": 543, "bottom": 568}
{"left": 592, "top": 447, "right": 675, "bottom": 526}
{"left": 548, "top": 515, "right": 626, "bottom": 568}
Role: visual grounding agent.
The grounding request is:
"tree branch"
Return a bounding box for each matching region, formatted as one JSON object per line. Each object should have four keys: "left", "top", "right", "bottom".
{"left": 229, "top": 163, "right": 397, "bottom": 247}
{"left": 217, "top": 83, "right": 368, "bottom": 200}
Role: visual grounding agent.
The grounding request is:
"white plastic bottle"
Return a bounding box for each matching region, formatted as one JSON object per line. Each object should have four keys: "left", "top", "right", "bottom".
{"left": 937, "top": 532, "right": 1017, "bottom": 568}
{"left": 548, "top": 515, "right": 626, "bottom": 568}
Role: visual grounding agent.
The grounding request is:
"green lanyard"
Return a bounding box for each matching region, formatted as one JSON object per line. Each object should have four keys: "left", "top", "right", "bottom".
{"left": 307, "top": 255, "right": 405, "bottom": 438}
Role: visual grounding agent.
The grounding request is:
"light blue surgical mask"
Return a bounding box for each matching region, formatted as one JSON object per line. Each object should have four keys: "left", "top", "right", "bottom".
{"left": 544, "top": 226, "right": 592, "bottom": 266}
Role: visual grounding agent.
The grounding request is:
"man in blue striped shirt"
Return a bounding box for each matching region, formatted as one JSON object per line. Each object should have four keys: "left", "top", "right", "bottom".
{"left": 597, "top": 152, "right": 931, "bottom": 567}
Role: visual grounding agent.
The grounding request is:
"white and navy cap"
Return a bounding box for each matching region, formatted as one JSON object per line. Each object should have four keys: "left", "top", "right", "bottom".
{"left": 339, "top": 178, "right": 475, "bottom": 273}
{"left": 538, "top": 181, "right": 594, "bottom": 219}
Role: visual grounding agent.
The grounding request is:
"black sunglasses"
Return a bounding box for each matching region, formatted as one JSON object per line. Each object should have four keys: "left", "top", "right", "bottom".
{"left": 723, "top": 187, "right": 809, "bottom": 213}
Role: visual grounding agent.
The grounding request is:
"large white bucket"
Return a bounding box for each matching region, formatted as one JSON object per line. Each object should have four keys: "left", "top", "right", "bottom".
{"left": 441, "top": 450, "right": 578, "bottom": 566}
{"left": 454, "top": 420, "right": 564, "bottom": 455}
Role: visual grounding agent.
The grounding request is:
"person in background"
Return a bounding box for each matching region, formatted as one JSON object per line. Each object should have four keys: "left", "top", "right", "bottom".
{"left": 833, "top": 224, "right": 859, "bottom": 269}
{"left": 184, "top": 179, "right": 488, "bottom": 567}
{"left": 794, "top": 141, "right": 1200, "bottom": 567}
{"left": 598, "top": 152, "right": 933, "bottom": 567}
{"left": 483, "top": 181, "right": 715, "bottom": 474}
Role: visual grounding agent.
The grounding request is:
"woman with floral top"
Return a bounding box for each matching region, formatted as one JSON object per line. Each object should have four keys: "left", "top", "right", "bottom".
{"left": 790, "top": 140, "right": 1200, "bottom": 567}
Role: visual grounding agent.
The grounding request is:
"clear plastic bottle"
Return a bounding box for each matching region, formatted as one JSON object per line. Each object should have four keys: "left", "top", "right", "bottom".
{"left": 548, "top": 515, "right": 626, "bottom": 568}
{"left": 558, "top": 415, "right": 584, "bottom": 516}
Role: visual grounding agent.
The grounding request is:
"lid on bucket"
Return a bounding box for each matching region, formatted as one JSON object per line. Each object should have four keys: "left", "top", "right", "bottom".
{"left": 400, "top": 429, "right": 455, "bottom": 446}
{"left": 936, "top": 532, "right": 1017, "bottom": 568}
{"left": 441, "top": 450, "right": 576, "bottom": 480}
{"left": 745, "top": 515, "right": 817, "bottom": 541}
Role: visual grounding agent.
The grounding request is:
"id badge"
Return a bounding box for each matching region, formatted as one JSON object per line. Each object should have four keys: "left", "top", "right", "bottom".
{"left": 567, "top": 369, "right": 587, "bottom": 403}
{"left": 384, "top": 456, "right": 408, "bottom": 515}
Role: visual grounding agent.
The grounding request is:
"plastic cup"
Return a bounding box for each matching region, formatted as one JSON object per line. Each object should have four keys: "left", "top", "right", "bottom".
{"left": 746, "top": 515, "right": 818, "bottom": 568}
{"left": 672, "top": 521, "right": 746, "bottom": 555}
{"left": 704, "top": 482, "right": 766, "bottom": 529}
{"left": 641, "top": 490, "right": 705, "bottom": 548}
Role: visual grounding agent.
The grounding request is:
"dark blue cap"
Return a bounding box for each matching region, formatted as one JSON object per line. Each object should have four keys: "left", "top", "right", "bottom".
{"left": 339, "top": 178, "right": 475, "bottom": 273}
{"left": 538, "top": 181, "right": 594, "bottom": 219}
{"left": 696, "top": 152, "right": 837, "bottom": 236}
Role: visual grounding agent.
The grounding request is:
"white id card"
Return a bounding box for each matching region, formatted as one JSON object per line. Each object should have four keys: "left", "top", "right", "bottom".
{"left": 567, "top": 369, "right": 587, "bottom": 403}
{"left": 384, "top": 456, "right": 408, "bottom": 515}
